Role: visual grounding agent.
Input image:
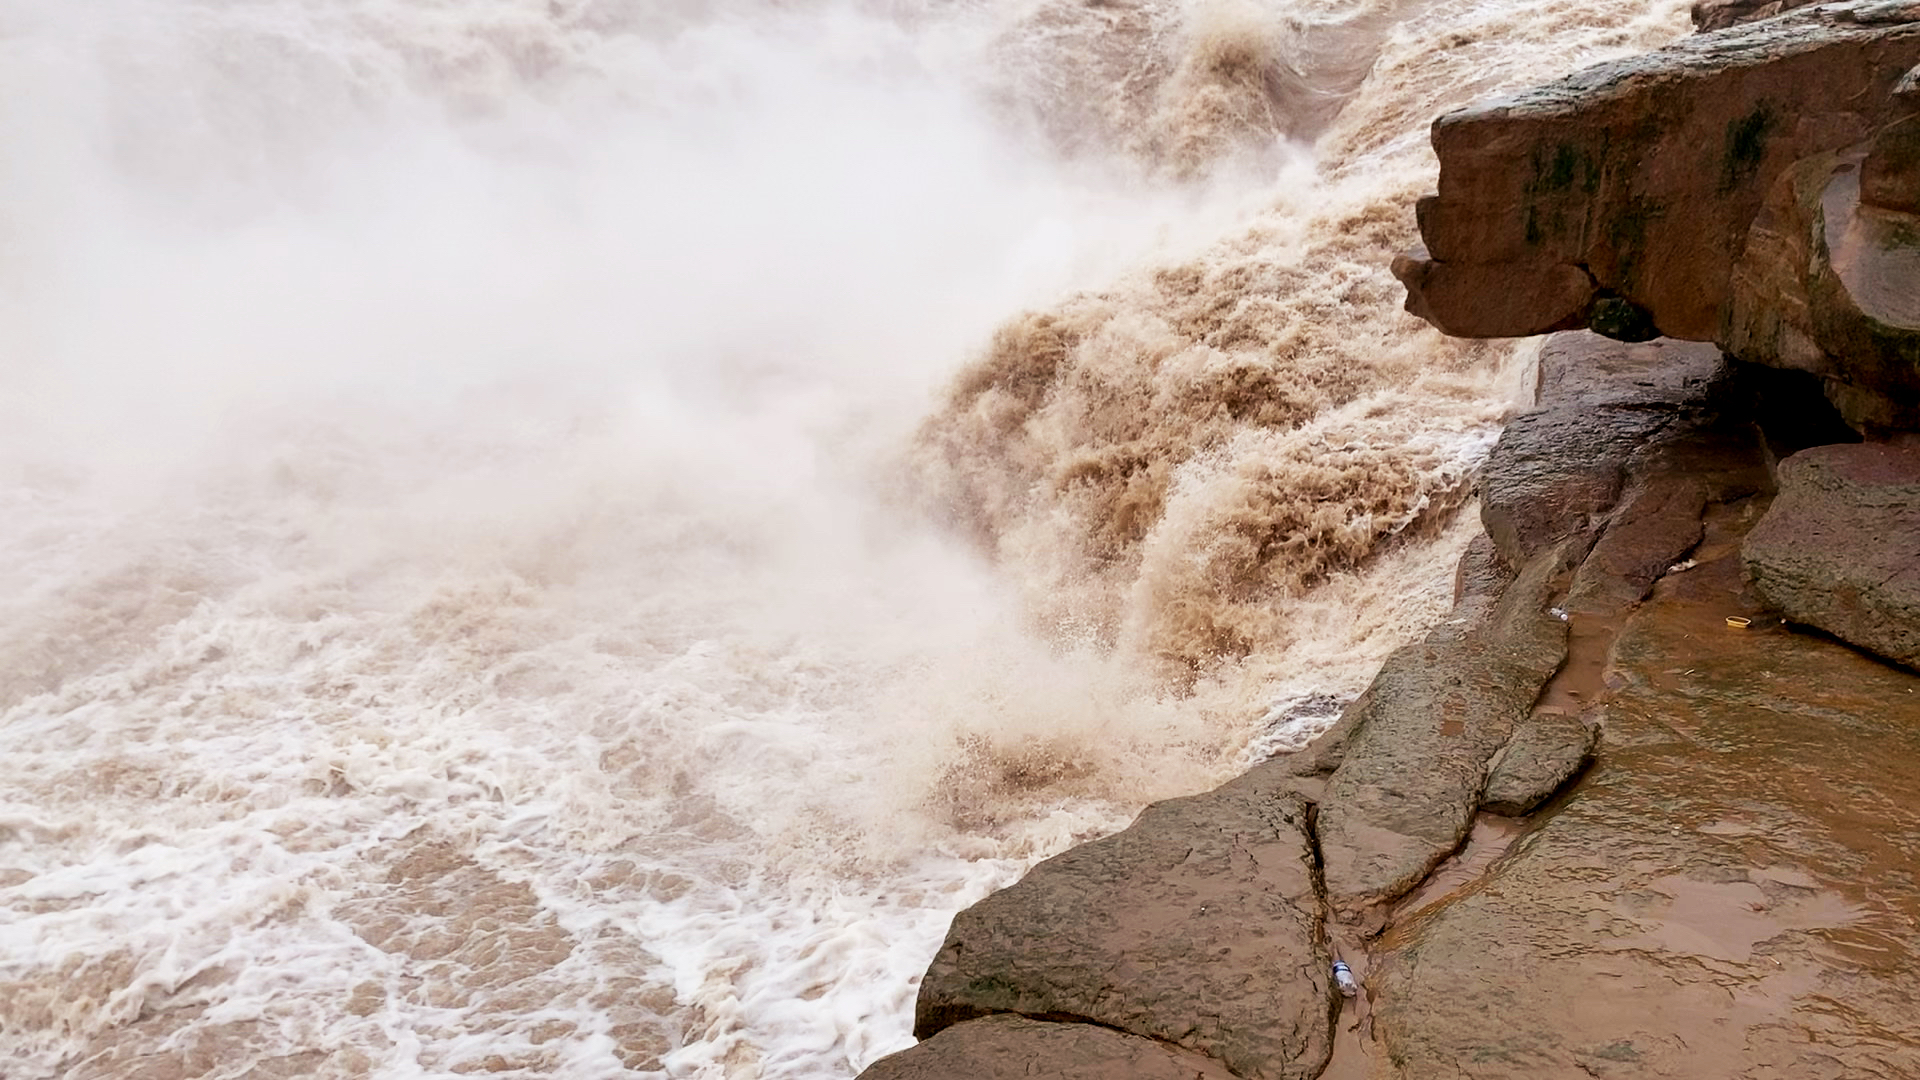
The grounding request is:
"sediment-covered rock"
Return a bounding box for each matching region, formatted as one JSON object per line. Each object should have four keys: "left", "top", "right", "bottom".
{"left": 861, "top": 1015, "right": 1240, "bottom": 1080}
{"left": 1313, "top": 539, "right": 1573, "bottom": 919}
{"left": 1393, "top": 1, "right": 1920, "bottom": 344}
{"left": 912, "top": 783, "right": 1331, "bottom": 1080}
{"left": 1360, "top": 330, "right": 1920, "bottom": 1075}
{"left": 1479, "top": 710, "right": 1597, "bottom": 817}
{"left": 1743, "top": 441, "right": 1920, "bottom": 667}
{"left": 886, "top": 326, "right": 1907, "bottom": 1080}
{"left": 1375, "top": 530, "right": 1920, "bottom": 1079}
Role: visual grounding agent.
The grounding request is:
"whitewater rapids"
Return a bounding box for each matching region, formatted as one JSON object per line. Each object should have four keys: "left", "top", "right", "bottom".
{"left": 0, "top": 0, "right": 1689, "bottom": 1076}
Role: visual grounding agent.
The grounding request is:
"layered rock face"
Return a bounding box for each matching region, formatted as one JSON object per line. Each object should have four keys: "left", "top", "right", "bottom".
{"left": 1725, "top": 124, "right": 1920, "bottom": 433}
{"left": 1391, "top": 1, "right": 1920, "bottom": 430}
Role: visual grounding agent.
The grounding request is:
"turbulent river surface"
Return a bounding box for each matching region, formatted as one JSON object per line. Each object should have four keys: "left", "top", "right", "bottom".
{"left": 1, "top": 0, "right": 1689, "bottom": 1076}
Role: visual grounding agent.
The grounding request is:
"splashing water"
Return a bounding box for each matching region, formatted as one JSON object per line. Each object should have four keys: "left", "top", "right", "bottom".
{"left": 1, "top": 0, "right": 1690, "bottom": 1077}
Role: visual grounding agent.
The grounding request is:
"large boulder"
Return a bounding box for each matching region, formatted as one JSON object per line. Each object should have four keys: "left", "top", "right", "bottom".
{"left": 1393, "top": 2, "right": 1920, "bottom": 343}
{"left": 1726, "top": 138, "right": 1920, "bottom": 431}
{"left": 1723, "top": 151, "right": 1851, "bottom": 391}
{"left": 912, "top": 781, "right": 1332, "bottom": 1080}
{"left": 1743, "top": 441, "right": 1920, "bottom": 667}
{"left": 861, "top": 1015, "right": 1239, "bottom": 1080}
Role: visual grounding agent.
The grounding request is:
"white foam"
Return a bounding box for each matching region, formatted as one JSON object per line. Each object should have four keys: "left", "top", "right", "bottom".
{"left": 0, "top": 0, "right": 1693, "bottom": 1076}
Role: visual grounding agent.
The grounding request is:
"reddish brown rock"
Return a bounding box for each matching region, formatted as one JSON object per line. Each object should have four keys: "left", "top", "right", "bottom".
{"left": 1723, "top": 151, "right": 1847, "bottom": 382}
{"left": 860, "top": 1015, "right": 1240, "bottom": 1080}
{"left": 1809, "top": 164, "right": 1920, "bottom": 431}
{"left": 1396, "top": 2, "right": 1920, "bottom": 342}
{"left": 1390, "top": 245, "right": 1595, "bottom": 338}
{"left": 1732, "top": 142, "right": 1920, "bottom": 431}
{"left": 1863, "top": 113, "right": 1920, "bottom": 211}
{"left": 1743, "top": 441, "right": 1920, "bottom": 668}
{"left": 1374, "top": 528, "right": 1920, "bottom": 1079}
{"left": 913, "top": 782, "right": 1332, "bottom": 1080}
{"left": 1690, "top": 0, "right": 1821, "bottom": 33}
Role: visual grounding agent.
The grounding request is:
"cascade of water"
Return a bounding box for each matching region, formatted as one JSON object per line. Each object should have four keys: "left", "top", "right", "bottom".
{"left": 0, "top": 0, "right": 1690, "bottom": 1076}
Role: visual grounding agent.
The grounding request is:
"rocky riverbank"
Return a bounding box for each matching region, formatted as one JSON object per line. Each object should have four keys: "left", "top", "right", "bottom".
{"left": 861, "top": 2, "right": 1920, "bottom": 1076}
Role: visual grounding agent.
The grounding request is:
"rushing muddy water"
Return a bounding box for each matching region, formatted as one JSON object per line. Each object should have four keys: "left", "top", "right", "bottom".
{"left": 1, "top": 0, "right": 1690, "bottom": 1076}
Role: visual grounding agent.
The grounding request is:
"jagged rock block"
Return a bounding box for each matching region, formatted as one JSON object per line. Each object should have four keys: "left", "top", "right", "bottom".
{"left": 1481, "top": 711, "right": 1599, "bottom": 817}
{"left": 1394, "top": 2, "right": 1920, "bottom": 342}
{"left": 913, "top": 782, "right": 1332, "bottom": 1080}
{"left": 1744, "top": 441, "right": 1920, "bottom": 668}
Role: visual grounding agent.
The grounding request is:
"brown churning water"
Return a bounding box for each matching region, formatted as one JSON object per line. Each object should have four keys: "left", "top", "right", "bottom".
{"left": 0, "top": 0, "right": 1687, "bottom": 1076}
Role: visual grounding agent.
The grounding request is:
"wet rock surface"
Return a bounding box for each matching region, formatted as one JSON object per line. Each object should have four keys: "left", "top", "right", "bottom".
{"left": 1480, "top": 333, "right": 1725, "bottom": 564}
{"left": 913, "top": 783, "right": 1331, "bottom": 1080}
{"left": 1691, "top": 0, "right": 1822, "bottom": 33}
{"left": 1313, "top": 541, "right": 1571, "bottom": 919}
{"left": 1744, "top": 441, "right": 1920, "bottom": 667}
{"left": 1375, "top": 517, "right": 1920, "bottom": 1078}
{"left": 863, "top": 1015, "right": 1241, "bottom": 1080}
{"left": 1295, "top": 6, "right": 1920, "bottom": 1068}
{"left": 1479, "top": 710, "right": 1596, "bottom": 817}
{"left": 875, "top": 329, "right": 1916, "bottom": 1080}
{"left": 1393, "top": 0, "right": 1920, "bottom": 347}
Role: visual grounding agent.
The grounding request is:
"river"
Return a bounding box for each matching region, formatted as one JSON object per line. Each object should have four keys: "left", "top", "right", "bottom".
{"left": 0, "top": 0, "right": 1687, "bottom": 1076}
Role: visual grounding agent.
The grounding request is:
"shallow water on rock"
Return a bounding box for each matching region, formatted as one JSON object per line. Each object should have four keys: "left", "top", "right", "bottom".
{"left": 1379, "top": 507, "right": 1920, "bottom": 1078}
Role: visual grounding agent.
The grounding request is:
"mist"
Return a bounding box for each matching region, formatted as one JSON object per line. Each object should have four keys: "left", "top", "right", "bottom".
{"left": 0, "top": 0, "right": 1692, "bottom": 1076}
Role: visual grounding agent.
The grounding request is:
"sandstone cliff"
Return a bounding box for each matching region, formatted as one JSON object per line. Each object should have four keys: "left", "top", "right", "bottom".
{"left": 1392, "top": 0, "right": 1920, "bottom": 431}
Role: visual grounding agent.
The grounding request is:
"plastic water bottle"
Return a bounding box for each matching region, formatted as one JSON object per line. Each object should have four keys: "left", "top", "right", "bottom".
{"left": 1332, "top": 961, "right": 1358, "bottom": 997}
